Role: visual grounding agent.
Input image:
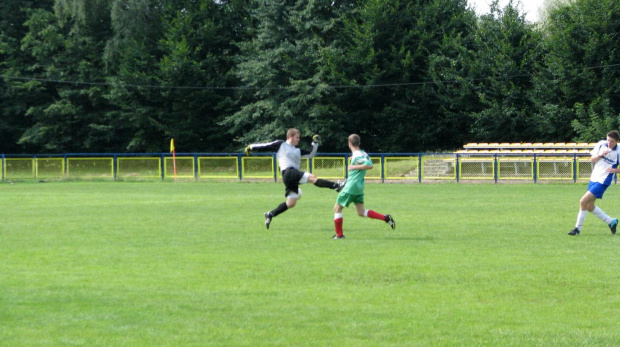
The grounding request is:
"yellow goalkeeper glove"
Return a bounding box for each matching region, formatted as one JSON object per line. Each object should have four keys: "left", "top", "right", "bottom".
{"left": 244, "top": 145, "right": 252, "bottom": 156}
{"left": 312, "top": 134, "right": 321, "bottom": 144}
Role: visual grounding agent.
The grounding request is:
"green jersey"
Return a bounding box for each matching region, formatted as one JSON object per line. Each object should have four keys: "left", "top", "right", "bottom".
{"left": 343, "top": 150, "right": 372, "bottom": 195}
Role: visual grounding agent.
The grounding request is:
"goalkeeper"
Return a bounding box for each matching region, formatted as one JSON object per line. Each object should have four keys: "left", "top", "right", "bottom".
{"left": 245, "top": 128, "right": 346, "bottom": 229}
{"left": 332, "top": 134, "right": 395, "bottom": 239}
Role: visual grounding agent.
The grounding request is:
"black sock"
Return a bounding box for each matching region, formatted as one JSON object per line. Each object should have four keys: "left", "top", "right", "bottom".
{"left": 271, "top": 202, "right": 288, "bottom": 217}
{"left": 314, "top": 179, "right": 337, "bottom": 189}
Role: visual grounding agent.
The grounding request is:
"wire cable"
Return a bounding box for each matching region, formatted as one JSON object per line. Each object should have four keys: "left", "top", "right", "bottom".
{"left": 2, "top": 63, "right": 620, "bottom": 90}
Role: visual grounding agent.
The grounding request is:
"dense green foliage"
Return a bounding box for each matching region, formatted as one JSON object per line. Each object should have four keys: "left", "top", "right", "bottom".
{"left": 1, "top": 0, "right": 620, "bottom": 153}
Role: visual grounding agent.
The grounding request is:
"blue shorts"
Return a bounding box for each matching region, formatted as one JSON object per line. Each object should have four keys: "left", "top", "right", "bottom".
{"left": 588, "top": 181, "right": 609, "bottom": 199}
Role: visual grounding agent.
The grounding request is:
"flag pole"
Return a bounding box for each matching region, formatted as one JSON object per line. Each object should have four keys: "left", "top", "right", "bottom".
{"left": 170, "top": 138, "right": 177, "bottom": 181}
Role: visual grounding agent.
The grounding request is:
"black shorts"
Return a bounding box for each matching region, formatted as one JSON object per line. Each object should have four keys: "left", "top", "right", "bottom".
{"left": 282, "top": 168, "right": 305, "bottom": 197}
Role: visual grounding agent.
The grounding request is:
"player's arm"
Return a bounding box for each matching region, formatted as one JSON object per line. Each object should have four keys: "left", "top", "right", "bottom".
{"left": 605, "top": 153, "right": 620, "bottom": 173}
{"left": 245, "top": 140, "right": 284, "bottom": 155}
{"left": 348, "top": 153, "right": 373, "bottom": 171}
{"left": 300, "top": 135, "right": 320, "bottom": 158}
{"left": 590, "top": 143, "right": 609, "bottom": 164}
{"left": 348, "top": 155, "right": 373, "bottom": 171}
{"left": 348, "top": 164, "right": 373, "bottom": 171}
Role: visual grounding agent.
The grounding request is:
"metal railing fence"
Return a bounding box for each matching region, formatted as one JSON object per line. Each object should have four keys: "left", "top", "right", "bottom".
{"left": 0, "top": 152, "right": 602, "bottom": 183}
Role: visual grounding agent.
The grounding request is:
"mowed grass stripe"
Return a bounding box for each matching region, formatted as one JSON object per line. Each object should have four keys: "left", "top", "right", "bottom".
{"left": 1, "top": 182, "right": 619, "bottom": 346}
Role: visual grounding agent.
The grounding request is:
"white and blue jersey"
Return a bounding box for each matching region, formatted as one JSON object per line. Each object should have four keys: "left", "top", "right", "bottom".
{"left": 590, "top": 140, "right": 620, "bottom": 185}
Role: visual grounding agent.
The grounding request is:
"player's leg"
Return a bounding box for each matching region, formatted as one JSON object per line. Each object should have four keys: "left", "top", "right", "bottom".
{"left": 286, "top": 196, "right": 298, "bottom": 208}
{"left": 579, "top": 189, "right": 597, "bottom": 212}
{"left": 569, "top": 190, "right": 594, "bottom": 235}
{"left": 264, "top": 172, "right": 302, "bottom": 229}
{"left": 583, "top": 183, "right": 618, "bottom": 234}
{"left": 355, "top": 203, "right": 367, "bottom": 217}
{"left": 356, "top": 203, "right": 396, "bottom": 229}
{"left": 306, "top": 173, "right": 346, "bottom": 192}
{"left": 333, "top": 202, "right": 345, "bottom": 239}
{"left": 265, "top": 196, "right": 298, "bottom": 229}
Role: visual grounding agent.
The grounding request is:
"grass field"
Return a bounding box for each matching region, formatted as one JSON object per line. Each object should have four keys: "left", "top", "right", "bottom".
{"left": 1, "top": 181, "right": 620, "bottom": 346}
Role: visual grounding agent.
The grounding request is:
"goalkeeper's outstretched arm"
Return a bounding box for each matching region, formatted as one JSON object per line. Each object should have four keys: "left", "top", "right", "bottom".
{"left": 301, "top": 135, "right": 320, "bottom": 158}
{"left": 245, "top": 140, "right": 284, "bottom": 155}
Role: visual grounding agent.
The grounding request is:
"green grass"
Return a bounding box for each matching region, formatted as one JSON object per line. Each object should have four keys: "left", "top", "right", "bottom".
{"left": 1, "top": 181, "right": 620, "bottom": 346}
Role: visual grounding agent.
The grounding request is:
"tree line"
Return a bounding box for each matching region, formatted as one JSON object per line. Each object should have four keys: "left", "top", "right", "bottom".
{"left": 1, "top": 0, "right": 620, "bottom": 154}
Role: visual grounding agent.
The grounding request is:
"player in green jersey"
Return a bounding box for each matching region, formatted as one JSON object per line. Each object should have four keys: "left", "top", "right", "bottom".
{"left": 332, "top": 134, "right": 395, "bottom": 239}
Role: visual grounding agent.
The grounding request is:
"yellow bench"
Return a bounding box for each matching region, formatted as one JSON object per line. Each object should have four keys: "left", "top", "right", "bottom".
{"left": 457, "top": 142, "right": 595, "bottom": 155}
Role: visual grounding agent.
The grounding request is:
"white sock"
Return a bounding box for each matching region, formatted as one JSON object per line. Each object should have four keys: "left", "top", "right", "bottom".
{"left": 334, "top": 213, "right": 343, "bottom": 220}
{"left": 591, "top": 207, "right": 613, "bottom": 224}
{"left": 363, "top": 210, "right": 369, "bottom": 217}
{"left": 576, "top": 210, "right": 587, "bottom": 230}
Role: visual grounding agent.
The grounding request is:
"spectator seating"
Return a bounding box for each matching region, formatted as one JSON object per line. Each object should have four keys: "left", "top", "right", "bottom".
{"left": 455, "top": 142, "right": 595, "bottom": 155}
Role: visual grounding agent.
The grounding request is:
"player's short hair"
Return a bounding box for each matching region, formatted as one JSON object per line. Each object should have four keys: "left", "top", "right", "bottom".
{"left": 287, "top": 128, "right": 300, "bottom": 139}
{"left": 348, "top": 134, "right": 361, "bottom": 147}
{"left": 607, "top": 130, "right": 620, "bottom": 141}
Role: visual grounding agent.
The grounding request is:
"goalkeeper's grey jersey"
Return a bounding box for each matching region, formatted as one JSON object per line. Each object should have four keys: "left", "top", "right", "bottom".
{"left": 249, "top": 140, "right": 318, "bottom": 171}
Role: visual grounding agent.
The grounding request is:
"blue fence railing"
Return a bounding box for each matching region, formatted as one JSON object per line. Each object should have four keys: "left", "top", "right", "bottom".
{"left": 0, "top": 152, "right": 603, "bottom": 183}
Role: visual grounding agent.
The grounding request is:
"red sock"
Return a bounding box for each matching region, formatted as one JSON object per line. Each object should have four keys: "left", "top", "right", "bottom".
{"left": 334, "top": 217, "right": 343, "bottom": 237}
{"left": 366, "top": 210, "right": 386, "bottom": 221}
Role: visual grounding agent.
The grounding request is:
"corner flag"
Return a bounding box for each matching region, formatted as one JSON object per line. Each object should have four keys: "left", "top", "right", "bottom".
{"left": 170, "top": 138, "right": 177, "bottom": 180}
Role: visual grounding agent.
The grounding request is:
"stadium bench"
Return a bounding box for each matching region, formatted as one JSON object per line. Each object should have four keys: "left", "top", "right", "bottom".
{"left": 456, "top": 142, "right": 595, "bottom": 155}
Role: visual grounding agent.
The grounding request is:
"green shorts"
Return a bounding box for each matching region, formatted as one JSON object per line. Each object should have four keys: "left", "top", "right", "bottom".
{"left": 336, "top": 191, "right": 364, "bottom": 207}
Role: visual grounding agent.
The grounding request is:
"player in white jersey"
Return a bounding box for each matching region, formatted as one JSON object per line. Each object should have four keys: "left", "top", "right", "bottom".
{"left": 332, "top": 134, "right": 395, "bottom": 239}
{"left": 245, "top": 128, "right": 346, "bottom": 229}
{"left": 569, "top": 130, "right": 620, "bottom": 235}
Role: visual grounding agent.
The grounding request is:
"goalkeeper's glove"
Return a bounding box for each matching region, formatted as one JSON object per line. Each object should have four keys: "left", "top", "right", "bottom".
{"left": 312, "top": 134, "right": 321, "bottom": 144}
{"left": 244, "top": 145, "right": 252, "bottom": 156}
